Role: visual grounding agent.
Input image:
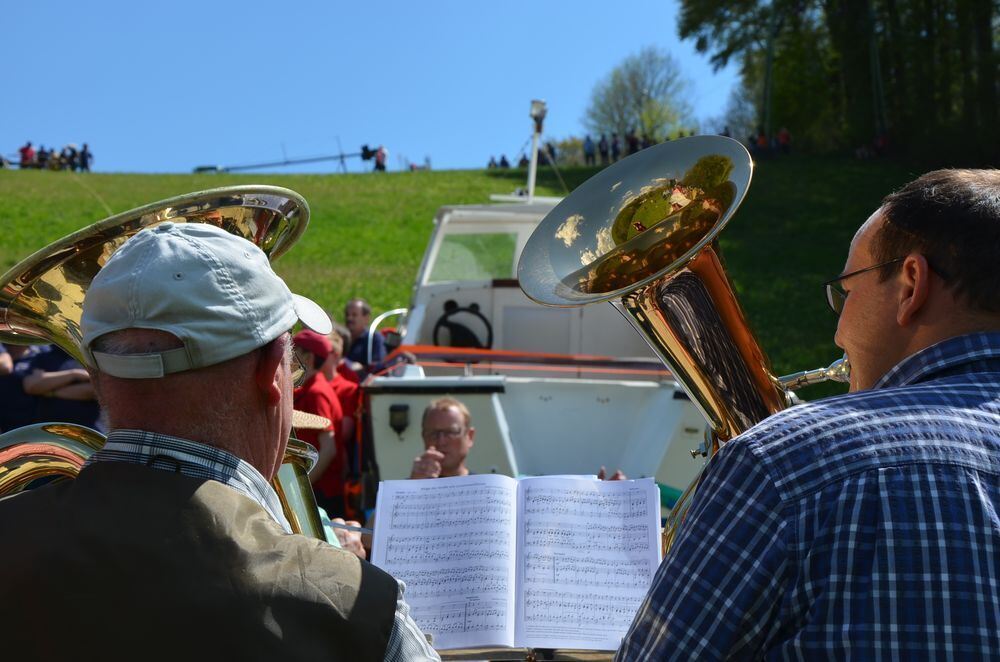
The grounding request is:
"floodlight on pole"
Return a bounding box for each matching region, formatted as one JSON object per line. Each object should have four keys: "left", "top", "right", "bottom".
{"left": 527, "top": 99, "right": 547, "bottom": 203}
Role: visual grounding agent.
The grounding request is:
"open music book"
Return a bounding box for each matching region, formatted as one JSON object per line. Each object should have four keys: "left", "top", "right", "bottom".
{"left": 370, "top": 474, "right": 661, "bottom": 652}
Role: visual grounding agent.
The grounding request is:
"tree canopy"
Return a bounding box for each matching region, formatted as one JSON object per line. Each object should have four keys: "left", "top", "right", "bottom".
{"left": 584, "top": 47, "right": 694, "bottom": 141}
{"left": 681, "top": 0, "right": 998, "bottom": 163}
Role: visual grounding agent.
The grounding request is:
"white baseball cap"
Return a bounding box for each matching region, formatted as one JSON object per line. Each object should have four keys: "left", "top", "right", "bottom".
{"left": 81, "top": 222, "right": 331, "bottom": 379}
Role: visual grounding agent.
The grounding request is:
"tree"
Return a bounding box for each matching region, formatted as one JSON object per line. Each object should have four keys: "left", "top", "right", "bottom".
{"left": 584, "top": 47, "right": 693, "bottom": 142}
{"left": 678, "top": 0, "right": 997, "bottom": 162}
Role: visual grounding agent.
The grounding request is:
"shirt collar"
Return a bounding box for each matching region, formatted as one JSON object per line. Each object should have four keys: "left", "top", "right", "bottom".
{"left": 83, "top": 429, "right": 292, "bottom": 534}
{"left": 873, "top": 332, "right": 1000, "bottom": 389}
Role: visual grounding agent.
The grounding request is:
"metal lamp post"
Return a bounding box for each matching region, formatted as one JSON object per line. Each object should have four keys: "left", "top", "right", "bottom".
{"left": 527, "top": 99, "right": 547, "bottom": 203}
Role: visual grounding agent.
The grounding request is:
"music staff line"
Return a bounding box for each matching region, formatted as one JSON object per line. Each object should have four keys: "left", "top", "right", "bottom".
{"left": 524, "top": 487, "right": 649, "bottom": 520}
{"left": 524, "top": 553, "right": 653, "bottom": 589}
{"left": 523, "top": 521, "right": 651, "bottom": 552}
{"left": 413, "top": 599, "right": 508, "bottom": 635}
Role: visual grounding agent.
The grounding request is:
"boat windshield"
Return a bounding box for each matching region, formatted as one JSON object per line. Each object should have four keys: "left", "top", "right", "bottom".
{"left": 428, "top": 232, "right": 518, "bottom": 282}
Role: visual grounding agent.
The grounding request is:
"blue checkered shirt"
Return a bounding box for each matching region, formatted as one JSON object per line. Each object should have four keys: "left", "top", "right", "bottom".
{"left": 617, "top": 332, "right": 1000, "bottom": 660}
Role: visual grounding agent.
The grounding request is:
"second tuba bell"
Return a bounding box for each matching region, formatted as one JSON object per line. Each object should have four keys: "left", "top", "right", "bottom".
{"left": 518, "top": 136, "right": 848, "bottom": 551}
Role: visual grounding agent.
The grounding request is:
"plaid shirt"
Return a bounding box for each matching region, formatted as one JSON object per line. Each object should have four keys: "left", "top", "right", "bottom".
{"left": 618, "top": 332, "right": 1000, "bottom": 660}
{"left": 85, "top": 429, "right": 293, "bottom": 532}
{"left": 85, "top": 430, "right": 440, "bottom": 661}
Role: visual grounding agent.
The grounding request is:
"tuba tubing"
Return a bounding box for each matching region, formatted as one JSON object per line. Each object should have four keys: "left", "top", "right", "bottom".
{"left": 0, "top": 187, "right": 328, "bottom": 539}
{"left": 517, "top": 136, "right": 849, "bottom": 554}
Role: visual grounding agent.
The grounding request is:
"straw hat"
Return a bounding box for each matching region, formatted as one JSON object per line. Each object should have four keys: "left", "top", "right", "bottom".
{"left": 292, "top": 409, "right": 330, "bottom": 430}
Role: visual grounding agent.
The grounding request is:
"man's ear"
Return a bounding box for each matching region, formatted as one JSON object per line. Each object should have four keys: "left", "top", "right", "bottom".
{"left": 467, "top": 426, "right": 476, "bottom": 447}
{"left": 897, "top": 254, "right": 931, "bottom": 326}
{"left": 255, "top": 338, "right": 285, "bottom": 406}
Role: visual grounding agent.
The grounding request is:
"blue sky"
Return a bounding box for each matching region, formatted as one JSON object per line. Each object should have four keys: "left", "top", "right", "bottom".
{"left": 5, "top": 0, "right": 739, "bottom": 174}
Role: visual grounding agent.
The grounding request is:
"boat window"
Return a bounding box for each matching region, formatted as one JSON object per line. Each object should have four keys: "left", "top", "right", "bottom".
{"left": 428, "top": 233, "right": 518, "bottom": 282}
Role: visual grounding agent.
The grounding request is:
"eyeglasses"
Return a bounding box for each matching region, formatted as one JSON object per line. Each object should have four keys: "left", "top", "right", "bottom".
{"left": 422, "top": 427, "right": 466, "bottom": 441}
{"left": 290, "top": 350, "right": 306, "bottom": 387}
{"left": 822, "top": 257, "right": 905, "bottom": 315}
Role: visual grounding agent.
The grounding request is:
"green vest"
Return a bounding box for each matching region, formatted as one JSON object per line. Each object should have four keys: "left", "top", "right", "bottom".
{"left": 0, "top": 461, "right": 398, "bottom": 661}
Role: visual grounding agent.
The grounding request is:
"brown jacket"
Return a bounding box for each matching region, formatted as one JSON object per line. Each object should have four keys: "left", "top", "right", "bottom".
{"left": 0, "top": 461, "right": 398, "bottom": 661}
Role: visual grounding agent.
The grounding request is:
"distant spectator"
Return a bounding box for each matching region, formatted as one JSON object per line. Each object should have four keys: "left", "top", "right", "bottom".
{"left": 517, "top": 154, "right": 530, "bottom": 168}
{"left": 756, "top": 128, "right": 768, "bottom": 153}
{"left": 18, "top": 142, "right": 35, "bottom": 169}
{"left": 626, "top": 129, "right": 640, "bottom": 155}
{"left": 498, "top": 154, "right": 510, "bottom": 168}
{"left": 583, "top": 135, "right": 596, "bottom": 166}
{"left": 777, "top": 127, "right": 791, "bottom": 154}
{"left": 487, "top": 156, "right": 497, "bottom": 168}
{"left": 79, "top": 143, "right": 93, "bottom": 172}
{"left": 60, "top": 145, "right": 78, "bottom": 171}
{"left": 36, "top": 146, "right": 50, "bottom": 169}
{"left": 611, "top": 133, "right": 621, "bottom": 161}
{"left": 874, "top": 130, "right": 890, "bottom": 156}
{"left": 324, "top": 328, "right": 361, "bottom": 479}
{"left": 329, "top": 322, "right": 360, "bottom": 385}
{"left": 22, "top": 345, "right": 101, "bottom": 430}
{"left": 373, "top": 145, "right": 387, "bottom": 172}
{"left": 721, "top": 126, "right": 732, "bottom": 138}
{"left": 0, "top": 344, "right": 11, "bottom": 376}
{"left": 344, "top": 298, "right": 386, "bottom": 377}
{"left": 598, "top": 134, "right": 609, "bottom": 165}
{"left": 292, "top": 329, "right": 346, "bottom": 518}
{"left": 0, "top": 344, "right": 46, "bottom": 432}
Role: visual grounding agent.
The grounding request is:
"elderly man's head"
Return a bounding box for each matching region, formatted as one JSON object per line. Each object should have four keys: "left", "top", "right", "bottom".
{"left": 832, "top": 169, "right": 1000, "bottom": 391}
{"left": 80, "top": 222, "right": 330, "bottom": 478}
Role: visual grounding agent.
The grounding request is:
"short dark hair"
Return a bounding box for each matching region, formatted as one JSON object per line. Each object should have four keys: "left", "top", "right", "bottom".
{"left": 873, "top": 169, "right": 1000, "bottom": 314}
{"left": 345, "top": 298, "right": 372, "bottom": 316}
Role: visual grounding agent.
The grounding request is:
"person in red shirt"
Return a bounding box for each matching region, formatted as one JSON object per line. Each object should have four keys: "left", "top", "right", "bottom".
{"left": 323, "top": 328, "right": 360, "bottom": 449}
{"left": 18, "top": 142, "right": 36, "bottom": 169}
{"left": 330, "top": 322, "right": 360, "bottom": 385}
{"left": 292, "top": 329, "right": 346, "bottom": 517}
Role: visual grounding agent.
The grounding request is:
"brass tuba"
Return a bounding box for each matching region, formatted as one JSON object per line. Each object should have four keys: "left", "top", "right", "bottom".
{"left": 517, "top": 136, "right": 848, "bottom": 551}
{"left": 0, "top": 186, "right": 325, "bottom": 539}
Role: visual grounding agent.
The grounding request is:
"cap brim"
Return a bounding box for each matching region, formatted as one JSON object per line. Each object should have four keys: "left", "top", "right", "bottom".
{"left": 292, "top": 293, "right": 332, "bottom": 335}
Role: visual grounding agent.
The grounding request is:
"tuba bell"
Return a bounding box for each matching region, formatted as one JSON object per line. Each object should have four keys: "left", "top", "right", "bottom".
{"left": 0, "top": 186, "right": 326, "bottom": 539}
{"left": 517, "top": 136, "right": 848, "bottom": 552}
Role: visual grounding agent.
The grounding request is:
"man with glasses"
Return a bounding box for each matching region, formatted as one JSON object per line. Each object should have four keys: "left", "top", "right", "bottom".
{"left": 619, "top": 169, "right": 1000, "bottom": 660}
{"left": 0, "top": 223, "right": 439, "bottom": 660}
{"left": 410, "top": 397, "right": 476, "bottom": 479}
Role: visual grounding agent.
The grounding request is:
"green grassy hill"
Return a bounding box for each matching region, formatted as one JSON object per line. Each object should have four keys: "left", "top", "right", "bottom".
{"left": 0, "top": 156, "right": 922, "bottom": 396}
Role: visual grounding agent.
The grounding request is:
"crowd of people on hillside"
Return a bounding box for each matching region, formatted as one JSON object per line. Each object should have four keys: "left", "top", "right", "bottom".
{"left": 5, "top": 141, "right": 93, "bottom": 171}
{"left": 487, "top": 127, "right": 715, "bottom": 171}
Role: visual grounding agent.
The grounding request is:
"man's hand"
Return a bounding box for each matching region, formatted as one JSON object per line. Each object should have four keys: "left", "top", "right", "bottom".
{"left": 331, "top": 518, "right": 366, "bottom": 559}
{"left": 598, "top": 466, "right": 627, "bottom": 481}
{"left": 410, "top": 446, "right": 445, "bottom": 479}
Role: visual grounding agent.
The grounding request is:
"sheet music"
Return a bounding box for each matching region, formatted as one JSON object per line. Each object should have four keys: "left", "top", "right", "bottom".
{"left": 371, "top": 474, "right": 518, "bottom": 650}
{"left": 514, "top": 476, "right": 660, "bottom": 651}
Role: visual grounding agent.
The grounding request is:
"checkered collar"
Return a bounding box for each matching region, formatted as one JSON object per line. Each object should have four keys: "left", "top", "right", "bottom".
{"left": 873, "top": 332, "right": 1000, "bottom": 390}
{"left": 84, "top": 429, "right": 292, "bottom": 534}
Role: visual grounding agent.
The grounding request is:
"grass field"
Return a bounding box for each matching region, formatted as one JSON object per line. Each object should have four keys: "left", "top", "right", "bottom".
{"left": 0, "top": 156, "right": 923, "bottom": 397}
